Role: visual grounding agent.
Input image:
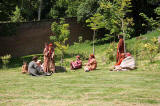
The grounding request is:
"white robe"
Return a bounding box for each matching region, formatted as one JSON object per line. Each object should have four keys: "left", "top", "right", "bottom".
{"left": 120, "top": 56, "right": 136, "bottom": 69}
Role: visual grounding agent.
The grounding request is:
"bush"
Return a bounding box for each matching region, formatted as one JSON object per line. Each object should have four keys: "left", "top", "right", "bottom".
{"left": 105, "top": 42, "right": 117, "bottom": 64}
{"left": 1, "top": 54, "right": 11, "bottom": 69}
{"left": 144, "top": 37, "right": 159, "bottom": 63}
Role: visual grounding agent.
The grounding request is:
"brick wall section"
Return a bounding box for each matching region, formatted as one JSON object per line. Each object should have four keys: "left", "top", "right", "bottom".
{"left": 0, "top": 18, "right": 92, "bottom": 57}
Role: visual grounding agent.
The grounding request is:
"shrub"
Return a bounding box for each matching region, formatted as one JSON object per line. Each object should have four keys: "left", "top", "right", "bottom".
{"left": 1, "top": 54, "right": 11, "bottom": 69}
{"left": 105, "top": 42, "right": 117, "bottom": 64}
{"left": 144, "top": 37, "right": 159, "bottom": 63}
{"left": 50, "top": 18, "right": 70, "bottom": 66}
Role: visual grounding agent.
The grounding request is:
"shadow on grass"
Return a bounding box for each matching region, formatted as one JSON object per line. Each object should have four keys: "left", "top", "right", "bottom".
{"left": 55, "top": 66, "right": 67, "bottom": 73}
{"left": 0, "top": 54, "right": 44, "bottom": 69}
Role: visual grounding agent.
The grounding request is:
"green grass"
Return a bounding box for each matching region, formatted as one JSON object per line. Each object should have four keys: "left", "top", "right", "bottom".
{"left": 0, "top": 31, "right": 160, "bottom": 106}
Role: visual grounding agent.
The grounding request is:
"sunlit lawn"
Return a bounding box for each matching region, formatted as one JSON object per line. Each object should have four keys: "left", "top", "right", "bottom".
{"left": 0, "top": 63, "right": 160, "bottom": 106}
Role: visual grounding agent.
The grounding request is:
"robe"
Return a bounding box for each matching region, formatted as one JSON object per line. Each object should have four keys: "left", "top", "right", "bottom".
{"left": 48, "top": 48, "right": 55, "bottom": 72}
{"left": 43, "top": 48, "right": 49, "bottom": 72}
{"left": 70, "top": 59, "right": 82, "bottom": 69}
{"left": 43, "top": 48, "right": 55, "bottom": 73}
{"left": 85, "top": 58, "right": 97, "bottom": 71}
{"left": 116, "top": 38, "right": 124, "bottom": 63}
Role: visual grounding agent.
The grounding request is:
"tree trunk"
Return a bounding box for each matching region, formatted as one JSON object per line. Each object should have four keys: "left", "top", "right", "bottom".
{"left": 60, "top": 55, "right": 63, "bottom": 66}
{"left": 93, "top": 30, "right": 96, "bottom": 54}
{"left": 121, "top": 18, "right": 126, "bottom": 53}
{"left": 38, "top": 0, "right": 42, "bottom": 21}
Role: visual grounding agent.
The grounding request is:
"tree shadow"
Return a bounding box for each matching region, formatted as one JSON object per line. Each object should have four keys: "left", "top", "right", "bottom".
{"left": 55, "top": 66, "right": 67, "bottom": 73}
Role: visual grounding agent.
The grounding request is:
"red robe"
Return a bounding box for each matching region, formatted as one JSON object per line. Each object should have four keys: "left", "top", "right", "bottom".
{"left": 43, "top": 47, "right": 55, "bottom": 72}
{"left": 116, "top": 38, "right": 124, "bottom": 63}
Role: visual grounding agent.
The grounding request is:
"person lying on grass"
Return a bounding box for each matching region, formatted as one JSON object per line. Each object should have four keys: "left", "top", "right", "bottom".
{"left": 21, "top": 61, "right": 28, "bottom": 74}
{"left": 110, "top": 53, "right": 136, "bottom": 71}
{"left": 28, "top": 56, "right": 52, "bottom": 76}
{"left": 84, "top": 54, "right": 97, "bottom": 72}
{"left": 70, "top": 55, "right": 82, "bottom": 70}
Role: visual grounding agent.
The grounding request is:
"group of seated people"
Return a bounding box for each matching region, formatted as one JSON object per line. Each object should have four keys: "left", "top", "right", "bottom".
{"left": 22, "top": 51, "right": 135, "bottom": 76}
{"left": 22, "top": 54, "right": 97, "bottom": 76}
{"left": 111, "top": 52, "right": 136, "bottom": 71}
{"left": 22, "top": 56, "right": 52, "bottom": 76}
{"left": 70, "top": 54, "right": 97, "bottom": 72}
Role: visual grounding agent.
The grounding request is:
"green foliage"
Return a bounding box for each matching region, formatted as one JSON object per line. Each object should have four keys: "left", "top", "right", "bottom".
{"left": 105, "top": 42, "right": 117, "bottom": 64}
{"left": 10, "top": 6, "right": 24, "bottom": 22}
{"left": 126, "top": 35, "right": 159, "bottom": 63}
{"left": 50, "top": 18, "right": 70, "bottom": 66}
{"left": 0, "top": 54, "right": 11, "bottom": 69}
{"left": 126, "top": 36, "right": 146, "bottom": 60}
{"left": 86, "top": 13, "right": 105, "bottom": 31}
{"left": 140, "top": 13, "right": 159, "bottom": 31}
{"left": 78, "top": 36, "right": 83, "bottom": 43}
{"left": 144, "top": 37, "right": 159, "bottom": 63}
{"left": 140, "top": 6, "right": 160, "bottom": 32}
{"left": 98, "top": 0, "right": 134, "bottom": 38}
{"left": 86, "top": 13, "right": 105, "bottom": 54}
{"left": 77, "top": 0, "right": 99, "bottom": 21}
{"left": 49, "top": 8, "right": 59, "bottom": 19}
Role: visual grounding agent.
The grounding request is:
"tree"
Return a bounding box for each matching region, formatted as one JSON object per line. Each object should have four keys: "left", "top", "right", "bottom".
{"left": 10, "top": 6, "right": 24, "bottom": 22}
{"left": 77, "top": 0, "right": 99, "bottom": 21}
{"left": 50, "top": 18, "right": 70, "bottom": 66}
{"left": 86, "top": 13, "right": 105, "bottom": 54}
{"left": 98, "top": 0, "right": 134, "bottom": 52}
{"left": 38, "top": 0, "right": 43, "bottom": 21}
{"left": 140, "top": 6, "right": 160, "bottom": 32}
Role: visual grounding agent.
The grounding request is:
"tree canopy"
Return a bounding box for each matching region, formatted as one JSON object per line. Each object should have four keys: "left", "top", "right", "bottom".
{"left": 0, "top": 0, "right": 160, "bottom": 38}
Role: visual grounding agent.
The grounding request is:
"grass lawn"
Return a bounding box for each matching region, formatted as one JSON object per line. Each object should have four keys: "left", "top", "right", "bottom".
{"left": 0, "top": 68, "right": 160, "bottom": 106}
{"left": 0, "top": 31, "right": 160, "bottom": 106}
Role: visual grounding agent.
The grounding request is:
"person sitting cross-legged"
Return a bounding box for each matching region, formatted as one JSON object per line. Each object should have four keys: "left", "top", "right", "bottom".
{"left": 70, "top": 55, "right": 82, "bottom": 70}
{"left": 28, "top": 56, "right": 52, "bottom": 76}
{"left": 21, "top": 61, "right": 28, "bottom": 74}
{"left": 111, "top": 53, "right": 136, "bottom": 71}
{"left": 84, "top": 54, "right": 97, "bottom": 72}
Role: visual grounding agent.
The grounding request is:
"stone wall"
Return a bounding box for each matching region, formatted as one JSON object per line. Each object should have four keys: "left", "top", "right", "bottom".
{"left": 0, "top": 18, "right": 92, "bottom": 57}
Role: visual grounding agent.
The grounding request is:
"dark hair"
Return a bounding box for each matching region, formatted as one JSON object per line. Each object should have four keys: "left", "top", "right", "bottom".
{"left": 90, "top": 54, "right": 95, "bottom": 58}
{"left": 118, "top": 34, "right": 123, "bottom": 39}
{"left": 32, "top": 56, "right": 38, "bottom": 61}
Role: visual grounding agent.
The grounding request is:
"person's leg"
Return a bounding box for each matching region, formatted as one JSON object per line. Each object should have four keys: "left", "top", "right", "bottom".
{"left": 49, "top": 60, "right": 55, "bottom": 73}
{"left": 70, "top": 62, "right": 74, "bottom": 70}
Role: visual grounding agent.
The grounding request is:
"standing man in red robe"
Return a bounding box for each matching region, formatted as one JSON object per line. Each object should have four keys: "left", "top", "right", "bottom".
{"left": 116, "top": 34, "right": 125, "bottom": 63}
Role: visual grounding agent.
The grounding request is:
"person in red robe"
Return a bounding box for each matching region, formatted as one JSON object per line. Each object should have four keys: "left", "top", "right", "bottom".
{"left": 116, "top": 34, "right": 125, "bottom": 64}
{"left": 84, "top": 54, "right": 97, "bottom": 72}
{"left": 70, "top": 55, "right": 82, "bottom": 70}
{"left": 115, "top": 53, "right": 125, "bottom": 66}
{"left": 48, "top": 43, "right": 55, "bottom": 73}
{"left": 43, "top": 43, "right": 55, "bottom": 73}
{"left": 43, "top": 43, "right": 49, "bottom": 72}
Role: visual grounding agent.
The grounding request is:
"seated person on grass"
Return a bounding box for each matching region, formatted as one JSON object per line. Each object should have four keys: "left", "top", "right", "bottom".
{"left": 70, "top": 55, "right": 82, "bottom": 70}
{"left": 36, "top": 60, "right": 43, "bottom": 69}
{"left": 84, "top": 54, "right": 97, "bottom": 72}
{"left": 21, "top": 61, "right": 28, "bottom": 74}
{"left": 28, "top": 56, "right": 51, "bottom": 76}
{"left": 111, "top": 53, "right": 136, "bottom": 71}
